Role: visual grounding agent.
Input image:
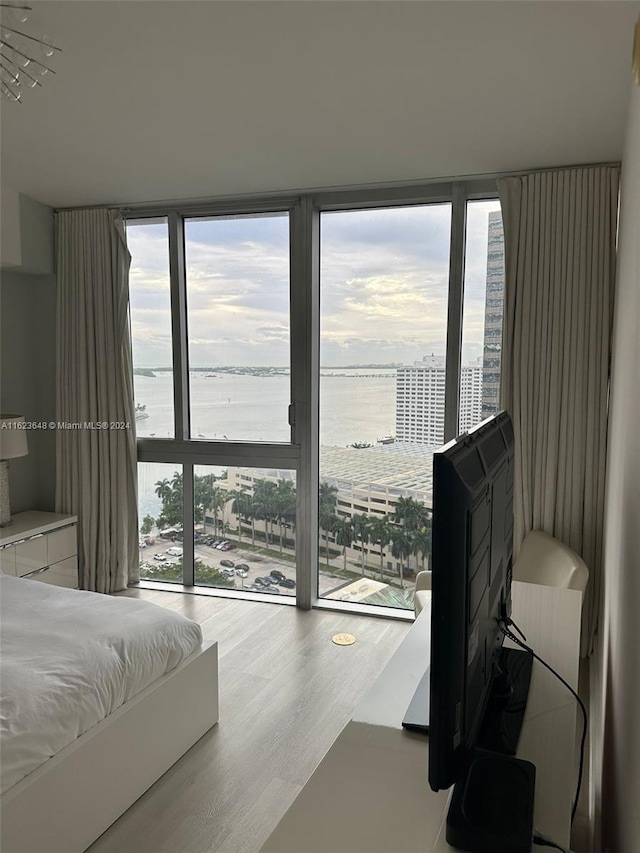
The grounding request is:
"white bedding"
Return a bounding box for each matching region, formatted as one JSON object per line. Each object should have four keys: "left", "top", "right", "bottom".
{"left": 0, "top": 574, "right": 202, "bottom": 794}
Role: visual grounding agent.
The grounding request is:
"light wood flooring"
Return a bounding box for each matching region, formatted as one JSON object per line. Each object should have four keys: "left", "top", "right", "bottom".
{"left": 87, "top": 589, "right": 410, "bottom": 853}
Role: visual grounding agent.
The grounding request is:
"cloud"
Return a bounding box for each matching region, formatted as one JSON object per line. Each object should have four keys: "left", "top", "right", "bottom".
{"left": 127, "top": 200, "right": 499, "bottom": 367}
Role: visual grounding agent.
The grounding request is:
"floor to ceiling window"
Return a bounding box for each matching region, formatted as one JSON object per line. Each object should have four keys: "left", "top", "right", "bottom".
{"left": 318, "top": 204, "right": 451, "bottom": 610}
{"left": 460, "top": 200, "right": 505, "bottom": 432}
{"left": 127, "top": 181, "right": 501, "bottom": 615}
{"left": 128, "top": 217, "right": 174, "bottom": 438}
{"left": 128, "top": 208, "right": 298, "bottom": 597}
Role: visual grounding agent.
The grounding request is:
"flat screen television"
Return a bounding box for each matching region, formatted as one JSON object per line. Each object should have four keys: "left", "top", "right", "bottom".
{"left": 402, "top": 411, "right": 533, "bottom": 794}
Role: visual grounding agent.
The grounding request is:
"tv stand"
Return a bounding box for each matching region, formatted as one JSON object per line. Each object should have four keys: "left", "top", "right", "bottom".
{"left": 401, "top": 647, "right": 533, "bottom": 747}
{"left": 401, "top": 666, "right": 431, "bottom": 733}
{"left": 261, "top": 583, "right": 582, "bottom": 853}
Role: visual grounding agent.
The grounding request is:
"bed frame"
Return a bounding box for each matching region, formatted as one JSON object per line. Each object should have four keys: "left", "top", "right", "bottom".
{"left": 0, "top": 639, "right": 218, "bottom": 853}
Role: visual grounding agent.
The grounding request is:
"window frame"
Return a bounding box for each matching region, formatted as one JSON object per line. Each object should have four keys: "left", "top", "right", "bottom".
{"left": 127, "top": 179, "right": 499, "bottom": 615}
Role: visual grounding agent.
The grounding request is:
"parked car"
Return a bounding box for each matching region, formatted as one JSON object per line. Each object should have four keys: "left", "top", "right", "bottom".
{"left": 262, "top": 575, "right": 279, "bottom": 585}
{"left": 166, "top": 546, "right": 183, "bottom": 557}
{"left": 235, "top": 563, "right": 249, "bottom": 571}
{"left": 264, "top": 585, "right": 280, "bottom": 594}
{"left": 269, "top": 570, "right": 286, "bottom": 582}
{"left": 253, "top": 577, "right": 269, "bottom": 588}
{"left": 153, "top": 554, "right": 168, "bottom": 562}
{"left": 143, "top": 536, "right": 155, "bottom": 545}
{"left": 220, "top": 568, "right": 235, "bottom": 579}
{"left": 279, "top": 578, "right": 296, "bottom": 589}
{"left": 220, "top": 543, "right": 234, "bottom": 551}
{"left": 220, "top": 559, "right": 235, "bottom": 568}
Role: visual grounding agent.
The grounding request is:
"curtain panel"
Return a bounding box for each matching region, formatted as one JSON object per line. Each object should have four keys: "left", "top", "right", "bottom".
{"left": 498, "top": 166, "right": 619, "bottom": 653}
{"left": 55, "top": 209, "right": 138, "bottom": 593}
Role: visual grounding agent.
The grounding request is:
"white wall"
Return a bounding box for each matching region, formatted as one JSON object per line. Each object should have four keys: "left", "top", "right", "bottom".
{"left": 0, "top": 272, "right": 57, "bottom": 512}
{"left": 0, "top": 190, "right": 54, "bottom": 273}
{"left": 592, "top": 82, "right": 640, "bottom": 853}
{"left": 1, "top": 186, "right": 21, "bottom": 268}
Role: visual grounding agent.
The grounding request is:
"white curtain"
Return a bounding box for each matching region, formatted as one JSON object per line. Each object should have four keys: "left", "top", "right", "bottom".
{"left": 498, "top": 166, "right": 619, "bottom": 653}
{"left": 55, "top": 209, "right": 138, "bottom": 593}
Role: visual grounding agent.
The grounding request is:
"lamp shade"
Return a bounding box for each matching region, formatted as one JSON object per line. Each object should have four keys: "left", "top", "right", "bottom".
{"left": 0, "top": 415, "right": 29, "bottom": 460}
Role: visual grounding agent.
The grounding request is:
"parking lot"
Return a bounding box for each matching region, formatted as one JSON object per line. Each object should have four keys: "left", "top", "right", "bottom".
{"left": 139, "top": 535, "right": 347, "bottom": 597}
{"left": 140, "top": 536, "right": 299, "bottom": 596}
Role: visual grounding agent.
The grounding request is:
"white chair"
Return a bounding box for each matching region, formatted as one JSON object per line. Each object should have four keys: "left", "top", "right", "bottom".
{"left": 513, "top": 530, "right": 589, "bottom": 600}
{"left": 413, "top": 570, "right": 432, "bottom": 617}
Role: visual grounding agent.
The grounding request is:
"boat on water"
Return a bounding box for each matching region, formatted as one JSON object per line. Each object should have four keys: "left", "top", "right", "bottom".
{"left": 135, "top": 403, "right": 149, "bottom": 421}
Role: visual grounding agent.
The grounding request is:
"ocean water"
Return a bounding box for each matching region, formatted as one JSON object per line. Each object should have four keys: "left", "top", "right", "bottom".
{"left": 135, "top": 370, "right": 397, "bottom": 519}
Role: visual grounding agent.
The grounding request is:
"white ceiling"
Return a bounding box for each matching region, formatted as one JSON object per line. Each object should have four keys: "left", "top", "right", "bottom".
{"left": 1, "top": 1, "right": 638, "bottom": 208}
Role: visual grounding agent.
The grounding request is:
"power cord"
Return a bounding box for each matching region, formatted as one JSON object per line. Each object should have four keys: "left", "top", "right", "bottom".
{"left": 532, "top": 829, "right": 577, "bottom": 852}
{"left": 497, "top": 616, "right": 588, "bottom": 826}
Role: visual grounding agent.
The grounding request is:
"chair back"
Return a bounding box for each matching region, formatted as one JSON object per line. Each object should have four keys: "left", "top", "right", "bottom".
{"left": 514, "top": 530, "right": 589, "bottom": 598}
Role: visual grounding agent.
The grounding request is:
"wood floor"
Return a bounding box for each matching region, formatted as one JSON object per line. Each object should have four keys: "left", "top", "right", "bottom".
{"left": 87, "top": 589, "right": 410, "bottom": 853}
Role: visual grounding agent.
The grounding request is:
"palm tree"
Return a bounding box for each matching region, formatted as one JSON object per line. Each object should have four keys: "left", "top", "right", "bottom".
{"left": 319, "top": 481, "right": 338, "bottom": 565}
{"left": 195, "top": 473, "right": 218, "bottom": 527}
{"left": 154, "top": 478, "right": 171, "bottom": 503}
{"left": 391, "top": 529, "right": 413, "bottom": 589}
{"left": 234, "top": 489, "right": 257, "bottom": 545}
{"left": 413, "top": 523, "right": 432, "bottom": 572}
{"left": 351, "top": 513, "right": 370, "bottom": 576}
{"left": 229, "top": 489, "right": 248, "bottom": 542}
{"left": 155, "top": 472, "right": 183, "bottom": 528}
{"left": 391, "top": 496, "right": 426, "bottom": 531}
{"left": 369, "top": 516, "right": 392, "bottom": 580}
{"left": 334, "top": 517, "right": 354, "bottom": 572}
{"left": 391, "top": 497, "right": 431, "bottom": 575}
{"left": 253, "top": 479, "right": 278, "bottom": 548}
{"left": 206, "top": 487, "right": 228, "bottom": 535}
{"left": 276, "top": 479, "right": 296, "bottom": 554}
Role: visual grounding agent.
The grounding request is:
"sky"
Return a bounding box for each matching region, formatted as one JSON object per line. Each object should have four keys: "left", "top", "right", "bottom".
{"left": 127, "top": 200, "right": 502, "bottom": 369}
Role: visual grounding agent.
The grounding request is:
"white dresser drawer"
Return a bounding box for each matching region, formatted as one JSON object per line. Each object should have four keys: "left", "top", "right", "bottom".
{"left": 0, "top": 543, "right": 16, "bottom": 576}
{"left": 0, "top": 512, "right": 79, "bottom": 590}
{"left": 15, "top": 535, "right": 48, "bottom": 576}
{"left": 47, "top": 525, "right": 77, "bottom": 564}
{"left": 24, "top": 556, "right": 78, "bottom": 589}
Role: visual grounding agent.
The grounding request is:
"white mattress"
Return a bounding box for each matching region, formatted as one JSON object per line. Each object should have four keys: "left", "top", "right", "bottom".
{"left": 0, "top": 574, "right": 202, "bottom": 794}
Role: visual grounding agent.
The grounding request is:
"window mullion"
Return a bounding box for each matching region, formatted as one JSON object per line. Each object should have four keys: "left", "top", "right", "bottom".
{"left": 290, "top": 196, "right": 319, "bottom": 610}
{"left": 182, "top": 462, "right": 195, "bottom": 586}
{"left": 168, "top": 212, "right": 192, "bottom": 586}
{"left": 444, "top": 183, "right": 467, "bottom": 441}
{"left": 168, "top": 211, "right": 190, "bottom": 441}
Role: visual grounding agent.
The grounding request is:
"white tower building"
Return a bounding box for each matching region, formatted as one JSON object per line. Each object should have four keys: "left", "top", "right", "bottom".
{"left": 395, "top": 355, "right": 482, "bottom": 445}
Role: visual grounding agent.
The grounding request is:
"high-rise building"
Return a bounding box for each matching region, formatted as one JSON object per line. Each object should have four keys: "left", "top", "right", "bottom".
{"left": 482, "top": 211, "right": 505, "bottom": 417}
{"left": 395, "top": 355, "right": 482, "bottom": 445}
{"left": 395, "top": 209, "right": 504, "bottom": 446}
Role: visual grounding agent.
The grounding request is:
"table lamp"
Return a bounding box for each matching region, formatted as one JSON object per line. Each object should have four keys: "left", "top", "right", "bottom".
{"left": 0, "top": 414, "right": 29, "bottom": 527}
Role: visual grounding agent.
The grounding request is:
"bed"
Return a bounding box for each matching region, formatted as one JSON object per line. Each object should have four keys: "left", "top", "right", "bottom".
{"left": 0, "top": 574, "right": 219, "bottom": 853}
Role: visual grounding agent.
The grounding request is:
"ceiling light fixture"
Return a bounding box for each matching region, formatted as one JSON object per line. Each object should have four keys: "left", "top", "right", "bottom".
{"left": 0, "top": 2, "right": 60, "bottom": 103}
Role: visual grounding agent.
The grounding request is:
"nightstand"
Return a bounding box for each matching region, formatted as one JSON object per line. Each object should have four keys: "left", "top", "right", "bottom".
{"left": 0, "top": 511, "right": 79, "bottom": 589}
